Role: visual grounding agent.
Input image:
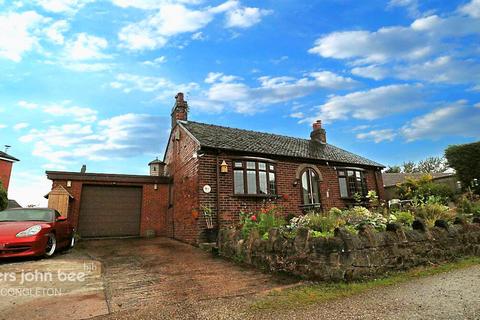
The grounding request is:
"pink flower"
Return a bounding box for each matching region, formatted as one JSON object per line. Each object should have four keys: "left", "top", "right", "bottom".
{"left": 250, "top": 215, "right": 257, "bottom": 222}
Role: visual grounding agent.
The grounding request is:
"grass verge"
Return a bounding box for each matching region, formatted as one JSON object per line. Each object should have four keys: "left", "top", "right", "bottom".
{"left": 251, "top": 257, "right": 480, "bottom": 311}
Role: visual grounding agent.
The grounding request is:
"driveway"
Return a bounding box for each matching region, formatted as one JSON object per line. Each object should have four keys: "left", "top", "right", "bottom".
{"left": 0, "top": 237, "right": 296, "bottom": 320}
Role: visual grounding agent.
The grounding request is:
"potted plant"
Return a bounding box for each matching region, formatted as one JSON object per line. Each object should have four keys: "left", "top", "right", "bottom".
{"left": 202, "top": 205, "right": 217, "bottom": 242}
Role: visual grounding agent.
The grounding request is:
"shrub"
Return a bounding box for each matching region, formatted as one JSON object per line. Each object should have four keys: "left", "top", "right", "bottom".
{"left": 397, "top": 175, "right": 455, "bottom": 204}
{"left": 309, "top": 230, "right": 334, "bottom": 238}
{"left": 343, "top": 206, "right": 387, "bottom": 231}
{"left": 366, "top": 190, "right": 380, "bottom": 207}
{"left": 390, "top": 211, "right": 415, "bottom": 227}
{"left": 239, "top": 205, "right": 287, "bottom": 239}
{"left": 306, "top": 212, "right": 345, "bottom": 233}
{"left": 414, "top": 203, "right": 454, "bottom": 227}
{"left": 456, "top": 195, "right": 480, "bottom": 217}
{"left": 328, "top": 207, "right": 343, "bottom": 217}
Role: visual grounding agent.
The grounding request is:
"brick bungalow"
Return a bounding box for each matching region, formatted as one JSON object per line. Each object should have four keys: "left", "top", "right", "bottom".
{"left": 47, "top": 93, "right": 385, "bottom": 245}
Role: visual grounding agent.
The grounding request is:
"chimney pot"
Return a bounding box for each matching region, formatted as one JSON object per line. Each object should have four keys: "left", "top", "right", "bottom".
{"left": 312, "top": 120, "right": 322, "bottom": 131}
{"left": 175, "top": 92, "right": 184, "bottom": 102}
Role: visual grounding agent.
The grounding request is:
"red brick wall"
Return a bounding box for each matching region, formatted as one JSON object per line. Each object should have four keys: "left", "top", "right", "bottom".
{"left": 0, "top": 160, "right": 13, "bottom": 192}
{"left": 197, "top": 151, "right": 385, "bottom": 234}
{"left": 164, "top": 125, "right": 201, "bottom": 244}
{"left": 49, "top": 180, "right": 169, "bottom": 237}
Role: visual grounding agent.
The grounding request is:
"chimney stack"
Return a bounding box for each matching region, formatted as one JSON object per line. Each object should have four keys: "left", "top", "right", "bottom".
{"left": 171, "top": 92, "right": 188, "bottom": 128}
{"left": 310, "top": 120, "right": 326, "bottom": 144}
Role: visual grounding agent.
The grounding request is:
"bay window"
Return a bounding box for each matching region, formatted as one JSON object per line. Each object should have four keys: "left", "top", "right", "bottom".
{"left": 233, "top": 160, "right": 276, "bottom": 195}
{"left": 337, "top": 168, "right": 367, "bottom": 198}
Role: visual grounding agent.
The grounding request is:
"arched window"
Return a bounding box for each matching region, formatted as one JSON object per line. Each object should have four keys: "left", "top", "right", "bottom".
{"left": 301, "top": 168, "right": 320, "bottom": 205}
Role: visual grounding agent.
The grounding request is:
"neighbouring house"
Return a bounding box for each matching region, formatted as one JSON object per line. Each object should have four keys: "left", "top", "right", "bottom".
{"left": 0, "top": 150, "right": 19, "bottom": 192}
{"left": 0, "top": 150, "right": 21, "bottom": 209}
{"left": 47, "top": 93, "right": 385, "bottom": 245}
{"left": 7, "top": 199, "right": 21, "bottom": 209}
{"left": 382, "top": 172, "right": 460, "bottom": 200}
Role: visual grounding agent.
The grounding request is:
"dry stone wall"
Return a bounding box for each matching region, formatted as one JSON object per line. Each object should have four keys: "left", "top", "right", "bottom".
{"left": 218, "top": 221, "right": 480, "bottom": 281}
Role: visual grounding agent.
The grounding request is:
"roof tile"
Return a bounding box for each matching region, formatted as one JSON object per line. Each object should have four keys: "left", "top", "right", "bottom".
{"left": 181, "top": 121, "right": 384, "bottom": 167}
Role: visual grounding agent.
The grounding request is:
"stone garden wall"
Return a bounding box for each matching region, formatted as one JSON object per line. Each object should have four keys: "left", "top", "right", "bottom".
{"left": 218, "top": 221, "right": 480, "bottom": 281}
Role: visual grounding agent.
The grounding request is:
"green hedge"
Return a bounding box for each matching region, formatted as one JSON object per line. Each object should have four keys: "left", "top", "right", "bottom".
{"left": 445, "top": 141, "right": 480, "bottom": 192}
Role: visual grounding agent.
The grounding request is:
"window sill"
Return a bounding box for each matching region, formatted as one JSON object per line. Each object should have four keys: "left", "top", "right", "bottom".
{"left": 340, "top": 197, "right": 368, "bottom": 201}
{"left": 233, "top": 194, "right": 279, "bottom": 199}
{"left": 299, "top": 203, "right": 322, "bottom": 212}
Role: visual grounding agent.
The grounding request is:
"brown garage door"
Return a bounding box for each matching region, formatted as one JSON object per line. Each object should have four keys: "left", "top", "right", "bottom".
{"left": 78, "top": 185, "right": 142, "bottom": 237}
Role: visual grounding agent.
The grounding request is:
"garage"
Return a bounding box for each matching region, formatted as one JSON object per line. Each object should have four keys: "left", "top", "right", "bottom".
{"left": 78, "top": 185, "right": 143, "bottom": 237}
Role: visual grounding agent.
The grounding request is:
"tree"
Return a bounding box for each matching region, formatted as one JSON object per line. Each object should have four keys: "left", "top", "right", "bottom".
{"left": 0, "top": 182, "right": 7, "bottom": 211}
{"left": 384, "top": 165, "right": 401, "bottom": 173}
{"left": 402, "top": 161, "right": 418, "bottom": 173}
{"left": 445, "top": 141, "right": 480, "bottom": 193}
{"left": 416, "top": 156, "right": 449, "bottom": 173}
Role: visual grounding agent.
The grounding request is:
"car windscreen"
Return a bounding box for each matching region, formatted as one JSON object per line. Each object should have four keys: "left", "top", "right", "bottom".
{"left": 0, "top": 209, "right": 53, "bottom": 222}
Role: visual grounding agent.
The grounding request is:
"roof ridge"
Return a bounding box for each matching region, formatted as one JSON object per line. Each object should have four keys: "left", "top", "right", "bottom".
{"left": 0, "top": 150, "right": 19, "bottom": 161}
{"left": 186, "top": 120, "right": 313, "bottom": 143}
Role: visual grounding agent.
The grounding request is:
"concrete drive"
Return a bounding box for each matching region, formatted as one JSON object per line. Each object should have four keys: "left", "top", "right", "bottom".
{"left": 0, "top": 238, "right": 296, "bottom": 320}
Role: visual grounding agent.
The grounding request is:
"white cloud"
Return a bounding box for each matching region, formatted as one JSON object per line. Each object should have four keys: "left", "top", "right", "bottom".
{"left": 117, "top": 1, "right": 270, "bottom": 50}
{"left": 118, "top": 3, "right": 213, "bottom": 50}
{"left": 308, "top": 84, "right": 425, "bottom": 122}
{"left": 111, "top": 0, "right": 202, "bottom": 10}
{"left": 225, "top": 6, "right": 271, "bottom": 28}
{"left": 309, "top": 13, "right": 480, "bottom": 64}
{"left": 356, "top": 129, "right": 397, "bottom": 143}
{"left": 201, "top": 71, "right": 357, "bottom": 114}
{"left": 64, "top": 33, "right": 109, "bottom": 61}
{"left": 59, "top": 33, "right": 111, "bottom": 72}
{"left": 204, "top": 72, "right": 240, "bottom": 84}
{"left": 62, "top": 62, "right": 110, "bottom": 72}
{"left": 289, "top": 112, "right": 304, "bottom": 119}
{"left": 0, "top": 124, "right": 7, "bottom": 129}
{"left": 14, "top": 122, "right": 30, "bottom": 130}
{"left": 351, "top": 65, "right": 389, "bottom": 81}
{"left": 19, "top": 113, "right": 169, "bottom": 163}
{"left": 0, "top": 11, "right": 47, "bottom": 62}
{"left": 43, "top": 20, "right": 69, "bottom": 45}
{"left": 351, "top": 124, "right": 371, "bottom": 131}
{"left": 396, "top": 56, "right": 480, "bottom": 84}
{"left": 42, "top": 103, "right": 98, "bottom": 123}
{"left": 402, "top": 102, "right": 480, "bottom": 141}
{"left": 459, "top": 0, "right": 480, "bottom": 18}
{"left": 18, "top": 100, "right": 38, "bottom": 110}
{"left": 9, "top": 172, "right": 50, "bottom": 207}
{"left": 309, "top": 27, "right": 430, "bottom": 64}
{"left": 110, "top": 73, "right": 199, "bottom": 99}
{"left": 387, "top": 0, "right": 420, "bottom": 17}
{"left": 191, "top": 31, "right": 205, "bottom": 40}
{"left": 34, "top": 0, "right": 95, "bottom": 14}
{"left": 142, "top": 56, "right": 167, "bottom": 66}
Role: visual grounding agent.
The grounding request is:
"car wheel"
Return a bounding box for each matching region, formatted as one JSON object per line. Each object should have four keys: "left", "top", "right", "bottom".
{"left": 44, "top": 233, "right": 57, "bottom": 258}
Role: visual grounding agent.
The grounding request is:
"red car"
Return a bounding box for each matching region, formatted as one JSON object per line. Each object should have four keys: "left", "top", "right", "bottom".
{"left": 0, "top": 208, "right": 75, "bottom": 258}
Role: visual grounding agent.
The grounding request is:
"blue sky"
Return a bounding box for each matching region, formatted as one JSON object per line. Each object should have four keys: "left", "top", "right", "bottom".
{"left": 0, "top": 0, "right": 479, "bottom": 206}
